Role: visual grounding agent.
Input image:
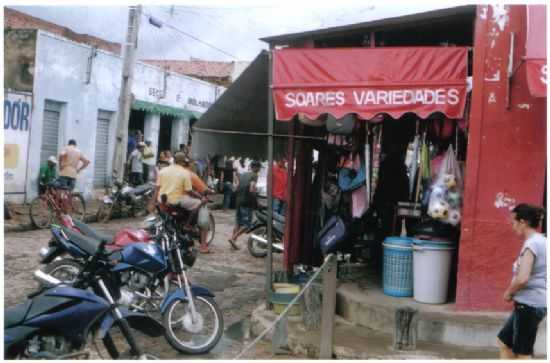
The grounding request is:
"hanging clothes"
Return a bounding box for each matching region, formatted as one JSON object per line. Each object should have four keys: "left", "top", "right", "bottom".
{"left": 352, "top": 185, "right": 368, "bottom": 218}
{"left": 371, "top": 125, "right": 383, "bottom": 200}
{"left": 350, "top": 154, "right": 368, "bottom": 218}
{"left": 364, "top": 128, "right": 371, "bottom": 210}
{"left": 407, "top": 124, "right": 420, "bottom": 199}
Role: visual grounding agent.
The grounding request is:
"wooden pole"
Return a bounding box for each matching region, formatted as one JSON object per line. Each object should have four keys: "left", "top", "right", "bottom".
{"left": 319, "top": 254, "right": 337, "bottom": 359}
{"left": 266, "top": 48, "right": 274, "bottom": 309}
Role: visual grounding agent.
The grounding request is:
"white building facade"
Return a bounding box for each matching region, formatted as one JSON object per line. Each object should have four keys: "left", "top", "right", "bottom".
{"left": 8, "top": 30, "right": 223, "bottom": 202}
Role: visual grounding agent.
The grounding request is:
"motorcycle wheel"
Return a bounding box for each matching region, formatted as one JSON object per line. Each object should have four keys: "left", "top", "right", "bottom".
{"left": 133, "top": 195, "right": 151, "bottom": 218}
{"left": 94, "top": 324, "right": 159, "bottom": 360}
{"left": 162, "top": 296, "right": 223, "bottom": 354}
{"left": 96, "top": 202, "right": 114, "bottom": 223}
{"left": 247, "top": 226, "right": 268, "bottom": 258}
{"left": 206, "top": 213, "right": 216, "bottom": 246}
{"left": 42, "top": 258, "right": 83, "bottom": 284}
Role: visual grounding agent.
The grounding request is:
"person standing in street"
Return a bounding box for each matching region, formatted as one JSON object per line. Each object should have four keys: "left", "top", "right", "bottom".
{"left": 142, "top": 140, "right": 155, "bottom": 183}
{"left": 219, "top": 159, "right": 236, "bottom": 210}
{"left": 272, "top": 156, "right": 288, "bottom": 216}
{"left": 228, "top": 160, "right": 261, "bottom": 250}
{"left": 38, "top": 156, "right": 58, "bottom": 194}
{"left": 128, "top": 142, "right": 145, "bottom": 186}
{"left": 58, "top": 139, "right": 89, "bottom": 191}
{"left": 498, "top": 203, "right": 546, "bottom": 359}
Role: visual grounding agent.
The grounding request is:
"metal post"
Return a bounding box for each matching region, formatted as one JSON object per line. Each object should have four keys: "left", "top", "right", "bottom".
{"left": 111, "top": 5, "right": 142, "bottom": 183}
{"left": 266, "top": 48, "right": 274, "bottom": 309}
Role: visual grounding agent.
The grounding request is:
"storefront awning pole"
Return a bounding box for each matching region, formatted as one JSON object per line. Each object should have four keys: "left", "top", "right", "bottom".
{"left": 266, "top": 49, "right": 274, "bottom": 309}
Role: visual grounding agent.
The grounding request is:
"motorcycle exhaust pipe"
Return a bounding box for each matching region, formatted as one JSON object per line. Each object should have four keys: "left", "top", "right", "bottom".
{"left": 33, "top": 270, "right": 62, "bottom": 287}
{"left": 250, "top": 234, "right": 284, "bottom": 252}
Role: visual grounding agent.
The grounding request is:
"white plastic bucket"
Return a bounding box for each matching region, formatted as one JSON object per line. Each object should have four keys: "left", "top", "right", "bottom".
{"left": 412, "top": 240, "right": 456, "bottom": 304}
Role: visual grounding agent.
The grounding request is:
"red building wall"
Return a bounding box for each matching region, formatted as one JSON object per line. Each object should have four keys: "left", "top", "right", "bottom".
{"left": 456, "top": 5, "right": 547, "bottom": 311}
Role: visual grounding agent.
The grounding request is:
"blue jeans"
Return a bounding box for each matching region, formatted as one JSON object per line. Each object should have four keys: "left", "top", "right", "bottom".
{"left": 273, "top": 198, "right": 286, "bottom": 216}
{"left": 223, "top": 182, "right": 233, "bottom": 209}
{"left": 57, "top": 176, "right": 76, "bottom": 191}
{"left": 236, "top": 206, "right": 253, "bottom": 229}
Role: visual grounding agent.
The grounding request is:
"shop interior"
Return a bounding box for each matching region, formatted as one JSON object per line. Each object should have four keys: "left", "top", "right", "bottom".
{"left": 288, "top": 109, "right": 469, "bottom": 303}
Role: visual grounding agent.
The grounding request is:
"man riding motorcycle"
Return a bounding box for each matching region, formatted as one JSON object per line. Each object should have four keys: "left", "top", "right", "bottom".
{"left": 154, "top": 152, "right": 211, "bottom": 253}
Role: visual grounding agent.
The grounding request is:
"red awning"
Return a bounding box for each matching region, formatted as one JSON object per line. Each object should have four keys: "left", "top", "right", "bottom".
{"left": 272, "top": 47, "right": 468, "bottom": 121}
{"left": 525, "top": 5, "right": 547, "bottom": 98}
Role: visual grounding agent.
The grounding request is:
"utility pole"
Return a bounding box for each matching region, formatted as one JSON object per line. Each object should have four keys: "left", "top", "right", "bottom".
{"left": 112, "top": 5, "right": 142, "bottom": 183}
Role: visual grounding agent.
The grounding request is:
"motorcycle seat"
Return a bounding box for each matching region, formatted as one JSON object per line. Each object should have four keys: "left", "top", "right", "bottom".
{"left": 72, "top": 219, "right": 114, "bottom": 244}
{"left": 4, "top": 300, "right": 32, "bottom": 328}
{"left": 62, "top": 227, "right": 103, "bottom": 256}
{"left": 129, "top": 184, "right": 151, "bottom": 196}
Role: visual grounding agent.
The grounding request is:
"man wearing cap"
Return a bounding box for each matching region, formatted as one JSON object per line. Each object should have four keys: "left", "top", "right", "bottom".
{"left": 38, "top": 156, "right": 58, "bottom": 195}
{"left": 58, "top": 139, "right": 89, "bottom": 191}
{"left": 155, "top": 152, "right": 210, "bottom": 253}
{"left": 128, "top": 142, "right": 145, "bottom": 186}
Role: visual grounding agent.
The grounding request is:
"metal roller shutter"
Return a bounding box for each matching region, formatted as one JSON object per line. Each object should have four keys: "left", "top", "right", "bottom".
{"left": 40, "top": 100, "right": 62, "bottom": 166}
{"left": 93, "top": 110, "right": 112, "bottom": 187}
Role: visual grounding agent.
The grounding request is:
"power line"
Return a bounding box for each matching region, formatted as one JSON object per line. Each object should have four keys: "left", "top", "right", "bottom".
{"left": 142, "top": 10, "right": 238, "bottom": 60}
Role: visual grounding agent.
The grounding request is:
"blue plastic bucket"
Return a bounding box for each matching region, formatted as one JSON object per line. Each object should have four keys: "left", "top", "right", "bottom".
{"left": 382, "top": 237, "right": 413, "bottom": 297}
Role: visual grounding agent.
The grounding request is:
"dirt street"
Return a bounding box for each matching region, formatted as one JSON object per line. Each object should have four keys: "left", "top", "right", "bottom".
{"left": 4, "top": 209, "right": 301, "bottom": 359}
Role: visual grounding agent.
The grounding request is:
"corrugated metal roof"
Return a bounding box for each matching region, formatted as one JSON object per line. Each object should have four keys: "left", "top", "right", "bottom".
{"left": 260, "top": 5, "right": 476, "bottom": 45}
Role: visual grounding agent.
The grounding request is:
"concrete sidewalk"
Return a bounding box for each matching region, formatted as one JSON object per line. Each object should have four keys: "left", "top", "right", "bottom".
{"left": 250, "top": 281, "right": 547, "bottom": 359}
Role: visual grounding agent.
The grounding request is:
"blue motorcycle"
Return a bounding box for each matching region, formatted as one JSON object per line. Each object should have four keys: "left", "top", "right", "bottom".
{"left": 4, "top": 241, "right": 164, "bottom": 359}
{"left": 40, "top": 213, "right": 223, "bottom": 355}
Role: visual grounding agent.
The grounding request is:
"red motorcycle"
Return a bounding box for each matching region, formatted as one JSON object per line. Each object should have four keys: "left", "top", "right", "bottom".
{"left": 39, "top": 213, "right": 154, "bottom": 263}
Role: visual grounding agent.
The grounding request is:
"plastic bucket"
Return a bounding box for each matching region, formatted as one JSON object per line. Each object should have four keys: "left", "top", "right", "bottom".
{"left": 270, "top": 283, "right": 302, "bottom": 316}
{"left": 382, "top": 237, "right": 413, "bottom": 297}
{"left": 412, "top": 239, "right": 456, "bottom": 304}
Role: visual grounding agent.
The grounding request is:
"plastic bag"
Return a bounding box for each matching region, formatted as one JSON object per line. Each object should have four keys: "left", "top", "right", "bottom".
{"left": 427, "top": 145, "right": 463, "bottom": 225}
{"left": 435, "top": 145, "right": 463, "bottom": 190}
{"left": 197, "top": 206, "right": 210, "bottom": 230}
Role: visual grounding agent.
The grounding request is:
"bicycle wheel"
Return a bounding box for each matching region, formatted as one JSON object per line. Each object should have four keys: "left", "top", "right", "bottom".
{"left": 70, "top": 193, "right": 86, "bottom": 221}
{"left": 29, "top": 196, "right": 53, "bottom": 229}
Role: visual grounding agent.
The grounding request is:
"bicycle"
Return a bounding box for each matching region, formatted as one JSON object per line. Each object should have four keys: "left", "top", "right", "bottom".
{"left": 29, "top": 181, "right": 86, "bottom": 229}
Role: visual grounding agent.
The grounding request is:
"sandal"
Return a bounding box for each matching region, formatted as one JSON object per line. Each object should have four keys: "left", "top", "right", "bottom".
{"left": 200, "top": 247, "right": 211, "bottom": 254}
{"left": 228, "top": 239, "right": 240, "bottom": 250}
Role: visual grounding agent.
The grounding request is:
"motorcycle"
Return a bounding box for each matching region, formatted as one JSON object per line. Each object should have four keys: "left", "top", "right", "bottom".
{"left": 40, "top": 217, "right": 223, "bottom": 355}
{"left": 39, "top": 213, "right": 153, "bottom": 265}
{"left": 4, "top": 241, "right": 164, "bottom": 359}
{"left": 247, "top": 202, "right": 285, "bottom": 258}
{"left": 96, "top": 181, "right": 154, "bottom": 222}
{"left": 158, "top": 198, "right": 216, "bottom": 247}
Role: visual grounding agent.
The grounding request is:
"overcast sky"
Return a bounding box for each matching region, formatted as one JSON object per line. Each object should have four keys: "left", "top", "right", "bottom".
{"left": 9, "top": 2, "right": 455, "bottom": 62}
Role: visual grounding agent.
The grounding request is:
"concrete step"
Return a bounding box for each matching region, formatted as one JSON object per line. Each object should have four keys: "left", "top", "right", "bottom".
{"left": 336, "top": 282, "right": 547, "bottom": 356}
{"left": 250, "top": 304, "right": 501, "bottom": 359}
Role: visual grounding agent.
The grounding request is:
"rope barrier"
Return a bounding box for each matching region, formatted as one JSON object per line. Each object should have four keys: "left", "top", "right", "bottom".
{"left": 233, "top": 253, "right": 334, "bottom": 360}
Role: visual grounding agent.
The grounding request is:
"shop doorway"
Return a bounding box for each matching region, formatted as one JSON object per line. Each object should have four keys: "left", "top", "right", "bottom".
{"left": 159, "top": 115, "right": 174, "bottom": 154}
{"left": 128, "top": 109, "right": 145, "bottom": 136}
